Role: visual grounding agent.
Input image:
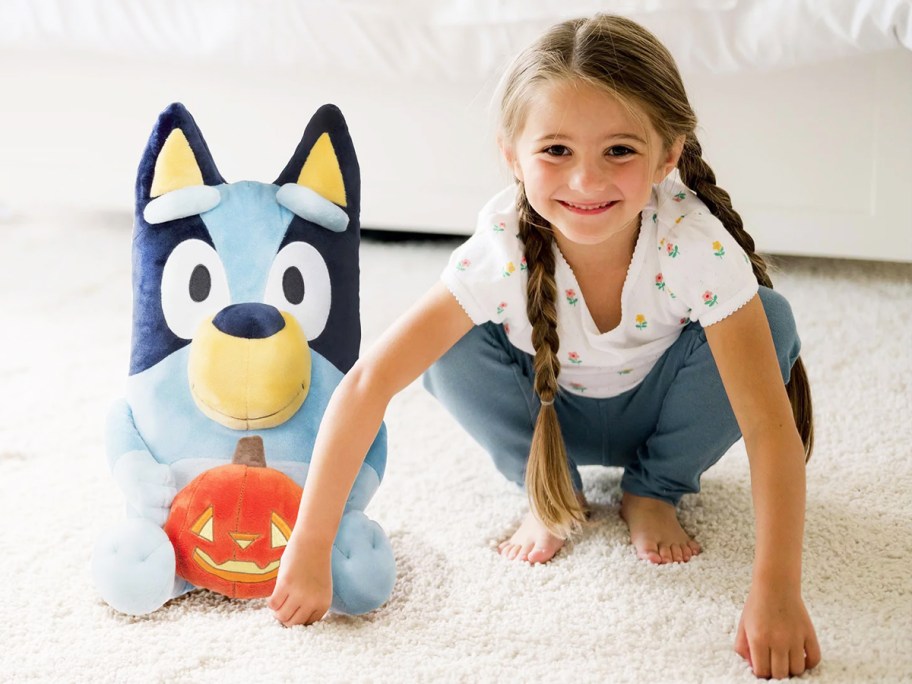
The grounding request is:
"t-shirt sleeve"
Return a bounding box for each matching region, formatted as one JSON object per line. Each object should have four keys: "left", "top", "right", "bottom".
{"left": 440, "top": 224, "right": 525, "bottom": 326}
{"left": 660, "top": 210, "right": 759, "bottom": 326}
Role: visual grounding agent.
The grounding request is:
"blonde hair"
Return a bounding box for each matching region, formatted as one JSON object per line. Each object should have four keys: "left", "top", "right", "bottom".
{"left": 499, "top": 15, "right": 814, "bottom": 538}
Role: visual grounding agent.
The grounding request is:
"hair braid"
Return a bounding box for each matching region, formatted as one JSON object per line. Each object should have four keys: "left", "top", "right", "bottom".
{"left": 678, "top": 135, "right": 814, "bottom": 461}
{"left": 678, "top": 135, "right": 772, "bottom": 288}
{"left": 516, "top": 184, "right": 586, "bottom": 537}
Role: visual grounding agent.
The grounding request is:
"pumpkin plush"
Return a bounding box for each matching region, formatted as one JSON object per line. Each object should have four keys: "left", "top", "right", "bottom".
{"left": 164, "top": 436, "right": 301, "bottom": 599}
{"left": 91, "top": 103, "right": 395, "bottom": 616}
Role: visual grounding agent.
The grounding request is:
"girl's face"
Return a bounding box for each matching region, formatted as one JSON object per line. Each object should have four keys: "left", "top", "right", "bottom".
{"left": 502, "top": 80, "right": 682, "bottom": 248}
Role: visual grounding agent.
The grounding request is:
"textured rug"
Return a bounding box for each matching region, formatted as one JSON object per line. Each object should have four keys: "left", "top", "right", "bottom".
{"left": 1, "top": 211, "right": 910, "bottom": 683}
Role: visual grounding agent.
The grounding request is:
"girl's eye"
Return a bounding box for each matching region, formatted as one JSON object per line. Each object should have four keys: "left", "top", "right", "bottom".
{"left": 607, "top": 146, "right": 635, "bottom": 157}
{"left": 543, "top": 145, "right": 570, "bottom": 156}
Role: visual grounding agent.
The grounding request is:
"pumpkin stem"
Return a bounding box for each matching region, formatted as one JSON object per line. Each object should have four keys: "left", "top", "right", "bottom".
{"left": 232, "top": 436, "right": 266, "bottom": 467}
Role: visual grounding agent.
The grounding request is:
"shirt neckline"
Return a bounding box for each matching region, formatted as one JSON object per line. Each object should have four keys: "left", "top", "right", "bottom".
{"left": 552, "top": 202, "right": 653, "bottom": 339}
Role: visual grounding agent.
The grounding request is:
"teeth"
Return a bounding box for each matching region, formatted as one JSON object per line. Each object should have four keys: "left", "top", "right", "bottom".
{"left": 565, "top": 201, "right": 612, "bottom": 210}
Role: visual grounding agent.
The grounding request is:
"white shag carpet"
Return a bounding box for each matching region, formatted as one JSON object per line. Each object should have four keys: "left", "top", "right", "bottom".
{"left": 1, "top": 211, "right": 910, "bottom": 683}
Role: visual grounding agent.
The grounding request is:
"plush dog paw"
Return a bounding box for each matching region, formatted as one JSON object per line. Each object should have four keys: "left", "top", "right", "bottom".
{"left": 112, "top": 451, "right": 177, "bottom": 525}
{"left": 92, "top": 518, "right": 182, "bottom": 615}
{"left": 330, "top": 510, "right": 396, "bottom": 615}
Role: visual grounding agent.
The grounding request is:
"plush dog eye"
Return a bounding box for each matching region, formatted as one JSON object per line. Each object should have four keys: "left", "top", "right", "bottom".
{"left": 161, "top": 239, "right": 230, "bottom": 339}
{"left": 189, "top": 265, "right": 212, "bottom": 303}
{"left": 282, "top": 267, "right": 305, "bottom": 305}
{"left": 264, "top": 242, "right": 331, "bottom": 340}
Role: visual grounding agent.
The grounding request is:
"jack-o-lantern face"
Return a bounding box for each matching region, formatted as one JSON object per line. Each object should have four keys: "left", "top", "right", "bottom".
{"left": 164, "top": 437, "right": 303, "bottom": 599}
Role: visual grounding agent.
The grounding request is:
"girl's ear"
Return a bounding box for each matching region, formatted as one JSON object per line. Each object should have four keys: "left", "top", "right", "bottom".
{"left": 498, "top": 138, "right": 524, "bottom": 182}
{"left": 655, "top": 135, "right": 685, "bottom": 183}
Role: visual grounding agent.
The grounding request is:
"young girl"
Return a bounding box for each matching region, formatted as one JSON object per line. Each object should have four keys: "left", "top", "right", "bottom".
{"left": 269, "top": 14, "right": 821, "bottom": 678}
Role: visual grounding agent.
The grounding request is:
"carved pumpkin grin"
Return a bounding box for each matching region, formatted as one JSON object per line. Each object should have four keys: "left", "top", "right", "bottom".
{"left": 185, "top": 504, "right": 293, "bottom": 583}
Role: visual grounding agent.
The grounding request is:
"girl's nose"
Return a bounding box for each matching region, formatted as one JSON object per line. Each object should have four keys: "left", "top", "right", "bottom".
{"left": 568, "top": 159, "right": 607, "bottom": 193}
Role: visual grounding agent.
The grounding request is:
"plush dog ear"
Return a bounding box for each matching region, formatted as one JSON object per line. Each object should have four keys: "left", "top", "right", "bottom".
{"left": 274, "top": 105, "right": 360, "bottom": 233}
{"left": 136, "top": 103, "right": 225, "bottom": 222}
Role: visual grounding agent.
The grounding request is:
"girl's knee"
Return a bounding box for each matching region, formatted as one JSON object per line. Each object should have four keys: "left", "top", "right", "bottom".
{"left": 757, "top": 287, "right": 801, "bottom": 381}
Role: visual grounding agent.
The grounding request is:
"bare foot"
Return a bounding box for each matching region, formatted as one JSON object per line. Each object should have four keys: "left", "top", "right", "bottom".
{"left": 620, "top": 492, "right": 701, "bottom": 564}
{"left": 498, "top": 511, "right": 565, "bottom": 564}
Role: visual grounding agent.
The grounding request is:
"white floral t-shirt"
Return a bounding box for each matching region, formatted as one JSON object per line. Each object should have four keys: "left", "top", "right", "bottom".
{"left": 441, "top": 171, "right": 759, "bottom": 398}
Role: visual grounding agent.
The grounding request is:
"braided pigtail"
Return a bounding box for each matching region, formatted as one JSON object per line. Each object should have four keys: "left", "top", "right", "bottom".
{"left": 516, "top": 184, "right": 586, "bottom": 538}
{"left": 678, "top": 135, "right": 814, "bottom": 461}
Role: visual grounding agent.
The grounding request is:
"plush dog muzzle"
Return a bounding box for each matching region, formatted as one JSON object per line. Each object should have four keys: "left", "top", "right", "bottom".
{"left": 188, "top": 303, "right": 311, "bottom": 429}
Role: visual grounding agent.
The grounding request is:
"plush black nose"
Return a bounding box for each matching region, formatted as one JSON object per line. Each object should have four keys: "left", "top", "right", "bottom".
{"left": 212, "top": 303, "right": 286, "bottom": 339}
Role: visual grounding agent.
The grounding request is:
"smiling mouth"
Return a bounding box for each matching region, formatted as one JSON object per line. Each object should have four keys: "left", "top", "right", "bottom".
{"left": 558, "top": 200, "right": 618, "bottom": 214}
{"left": 192, "top": 548, "right": 280, "bottom": 583}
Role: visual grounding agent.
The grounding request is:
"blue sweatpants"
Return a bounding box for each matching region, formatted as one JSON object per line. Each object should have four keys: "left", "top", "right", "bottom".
{"left": 422, "top": 287, "right": 800, "bottom": 505}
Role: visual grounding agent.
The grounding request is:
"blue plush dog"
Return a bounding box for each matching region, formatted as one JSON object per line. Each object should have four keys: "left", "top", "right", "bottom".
{"left": 92, "top": 103, "right": 395, "bottom": 616}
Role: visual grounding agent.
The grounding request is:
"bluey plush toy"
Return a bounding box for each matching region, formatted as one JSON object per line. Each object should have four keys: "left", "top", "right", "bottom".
{"left": 92, "top": 103, "right": 395, "bottom": 616}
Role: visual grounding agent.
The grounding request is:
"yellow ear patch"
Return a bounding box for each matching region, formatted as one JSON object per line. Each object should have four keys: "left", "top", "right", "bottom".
{"left": 150, "top": 129, "right": 205, "bottom": 198}
{"left": 296, "top": 133, "right": 347, "bottom": 207}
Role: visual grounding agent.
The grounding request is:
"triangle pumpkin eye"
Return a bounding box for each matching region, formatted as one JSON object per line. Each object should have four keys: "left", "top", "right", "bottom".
{"left": 190, "top": 506, "right": 215, "bottom": 542}
{"left": 271, "top": 512, "right": 292, "bottom": 548}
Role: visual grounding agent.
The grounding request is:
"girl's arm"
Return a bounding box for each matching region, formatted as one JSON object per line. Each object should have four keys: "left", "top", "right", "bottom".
{"left": 268, "top": 281, "right": 474, "bottom": 626}
{"left": 703, "top": 294, "right": 821, "bottom": 679}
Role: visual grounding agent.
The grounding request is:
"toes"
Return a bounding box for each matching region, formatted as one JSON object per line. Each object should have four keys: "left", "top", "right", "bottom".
{"left": 670, "top": 544, "right": 684, "bottom": 563}
{"left": 639, "top": 549, "right": 663, "bottom": 564}
{"left": 681, "top": 545, "right": 693, "bottom": 562}
{"left": 636, "top": 540, "right": 663, "bottom": 564}
{"left": 527, "top": 545, "right": 557, "bottom": 564}
{"left": 688, "top": 540, "right": 702, "bottom": 556}
{"left": 517, "top": 542, "right": 535, "bottom": 562}
{"left": 658, "top": 544, "right": 674, "bottom": 564}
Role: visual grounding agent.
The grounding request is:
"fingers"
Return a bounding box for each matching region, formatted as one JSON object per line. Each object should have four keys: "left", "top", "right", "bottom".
{"left": 805, "top": 633, "right": 822, "bottom": 670}
{"left": 749, "top": 641, "right": 818, "bottom": 679}
{"left": 789, "top": 643, "right": 807, "bottom": 677}
{"left": 770, "top": 646, "right": 789, "bottom": 680}
{"left": 268, "top": 587, "right": 328, "bottom": 627}
{"left": 266, "top": 588, "right": 286, "bottom": 612}
{"left": 733, "top": 618, "right": 751, "bottom": 665}
{"left": 748, "top": 637, "right": 771, "bottom": 679}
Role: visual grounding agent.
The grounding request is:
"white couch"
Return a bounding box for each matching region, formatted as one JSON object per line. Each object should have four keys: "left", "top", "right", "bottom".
{"left": 1, "top": 0, "right": 910, "bottom": 261}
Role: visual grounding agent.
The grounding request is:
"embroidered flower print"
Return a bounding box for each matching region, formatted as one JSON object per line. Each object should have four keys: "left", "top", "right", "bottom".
{"left": 666, "top": 242, "right": 680, "bottom": 258}
{"left": 712, "top": 241, "right": 726, "bottom": 258}
{"left": 672, "top": 191, "right": 687, "bottom": 202}
{"left": 703, "top": 291, "right": 718, "bottom": 307}
{"left": 502, "top": 261, "right": 515, "bottom": 277}
{"left": 520, "top": 256, "right": 528, "bottom": 271}
{"left": 565, "top": 289, "right": 579, "bottom": 306}
{"left": 496, "top": 301, "right": 508, "bottom": 315}
{"left": 569, "top": 382, "right": 587, "bottom": 392}
{"left": 652, "top": 212, "right": 658, "bottom": 223}
{"left": 456, "top": 258, "right": 470, "bottom": 271}
{"left": 493, "top": 221, "right": 505, "bottom": 233}
{"left": 680, "top": 317, "right": 688, "bottom": 325}
{"left": 568, "top": 352, "right": 582, "bottom": 365}
{"left": 675, "top": 214, "right": 687, "bottom": 224}
{"left": 617, "top": 368, "right": 633, "bottom": 375}
{"left": 504, "top": 323, "right": 511, "bottom": 335}
{"left": 635, "top": 314, "right": 648, "bottom": 330}
{"left": 655, "top": 273, "right": 665, "bottom": 290}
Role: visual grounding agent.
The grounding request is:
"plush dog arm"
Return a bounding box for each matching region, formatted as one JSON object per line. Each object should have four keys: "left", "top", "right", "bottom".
{"left": 107, "top": 399, "right": 176, "bottom": 525}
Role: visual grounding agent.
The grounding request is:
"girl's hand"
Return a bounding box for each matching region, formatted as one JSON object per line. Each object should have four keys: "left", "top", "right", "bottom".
{"left": 267, "top": 539, "right": 333, "bottom": 626}
{"left": 734, "top": 583, "right": 821, "bottom": 678}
